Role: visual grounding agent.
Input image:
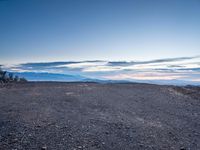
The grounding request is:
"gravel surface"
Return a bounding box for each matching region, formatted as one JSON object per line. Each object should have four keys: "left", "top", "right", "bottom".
{"left": 0, "top": 82, "right": 200, "bottom": 150}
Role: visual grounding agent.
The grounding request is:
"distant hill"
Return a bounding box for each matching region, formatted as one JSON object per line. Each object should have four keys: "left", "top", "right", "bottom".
{"left": 12, "top": 72, "right": 87, "bottom": 82}
{"left": 11, "top": 72, "right": 200, "bottom": 86}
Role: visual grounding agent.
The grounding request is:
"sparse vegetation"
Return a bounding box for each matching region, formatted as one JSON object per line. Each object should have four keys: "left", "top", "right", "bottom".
{"left": 0, "top": 67, "right": 27, "bottom": 83}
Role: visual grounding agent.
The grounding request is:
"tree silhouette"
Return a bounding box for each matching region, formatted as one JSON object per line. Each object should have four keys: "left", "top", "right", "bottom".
{"left": 0, "top": 67, "right": 27, "bottom": 83}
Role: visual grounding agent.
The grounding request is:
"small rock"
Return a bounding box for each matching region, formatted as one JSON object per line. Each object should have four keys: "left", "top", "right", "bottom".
{"left": 77, "top": 146, "right": 82, "bottom": 149}
{"left": 139, "top": 144, "right": 144, "bottom": 147}
{"left": 105, "top": 131, "right": 109, "bottom": 135}
{"left": 41, "top": 146, "right": 47, "bottom": 150}
{"left": 13, "top": 138, "right": 18, "bottom": 142}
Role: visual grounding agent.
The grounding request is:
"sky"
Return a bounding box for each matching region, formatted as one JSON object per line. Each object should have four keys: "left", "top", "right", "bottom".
{"left": 0, "top": 0, "right": 200, "bottom": 64}
{"left": 0, "top": 0, "right": 200, "bottom": 84}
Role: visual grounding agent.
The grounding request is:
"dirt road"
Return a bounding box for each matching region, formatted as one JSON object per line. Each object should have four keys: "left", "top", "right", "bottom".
{"left": 0, "top": 82, "right": 200, "bottom": 150}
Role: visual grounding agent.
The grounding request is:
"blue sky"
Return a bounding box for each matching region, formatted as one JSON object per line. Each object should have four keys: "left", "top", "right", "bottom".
{"left": 0, "top": 0, "right": 200, "bottom": 84}
{"left": 0, "top": 0, "right": 200, "bottom": 63}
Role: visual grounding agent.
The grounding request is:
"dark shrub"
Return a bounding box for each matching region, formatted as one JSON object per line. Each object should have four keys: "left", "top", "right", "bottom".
{"left": 9, "top": 73, "right": 14, "bottom": 81}
{"left": 0, "top": 67, "right": 27, "bottom": 83}
{"left": 19, "top": 77, "right": 27, "bottom": 82}
{"left": 14, "top": 75, "right": 19, "bottom": 82}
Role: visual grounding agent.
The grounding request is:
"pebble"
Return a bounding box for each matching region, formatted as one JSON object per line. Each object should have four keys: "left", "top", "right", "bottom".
{"left": 41, "top": 146, "right": 47, "bottom": 150}
{"left": 105, "top": 131, "right": 109, "bottom": 134}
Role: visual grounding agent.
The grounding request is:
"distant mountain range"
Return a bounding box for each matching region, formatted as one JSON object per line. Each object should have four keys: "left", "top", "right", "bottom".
{"left": 12, "top": 72, "right": 200, "bottom": 86}
{"left": 13, "top": 72, "right": 87, "bottom": 82}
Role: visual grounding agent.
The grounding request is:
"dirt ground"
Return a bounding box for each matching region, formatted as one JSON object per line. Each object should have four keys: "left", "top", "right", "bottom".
{"left": 0, "top": 82, "right": 200, "bottom": 150}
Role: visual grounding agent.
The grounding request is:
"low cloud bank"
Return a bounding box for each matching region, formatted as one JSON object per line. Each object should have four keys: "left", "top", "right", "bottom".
{"left": 2, "top": 56, "right": 200, "bottom": 85}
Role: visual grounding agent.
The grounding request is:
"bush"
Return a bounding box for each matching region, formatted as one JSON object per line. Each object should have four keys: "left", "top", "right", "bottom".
{"left": 0, "top": 68, "right": 7, "bottom": 83}
{"left": 0, "top": 67, "right": 27, "bottom": 83}
{"left": 8, "top": 73, "right": 14, "bottom": 81}
{"left": 19, "top": 77, "right": 27, "bottom": 82}
{"left": 14, "top": 75, "right": 19, "bottom": 82}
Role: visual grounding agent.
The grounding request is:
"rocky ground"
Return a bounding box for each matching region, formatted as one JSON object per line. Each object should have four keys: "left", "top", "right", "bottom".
{"left": 0, "top": 82, "right": 200, "bottom": 150}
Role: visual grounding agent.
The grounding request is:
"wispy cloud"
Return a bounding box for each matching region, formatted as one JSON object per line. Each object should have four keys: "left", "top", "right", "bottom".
{"left": 2, "top": 56, "right": 200, "bottom": 84}
{"left": 103, "top": 72, "right": 186, "bottom": 80}
{"left": 107, "top": 56, "right": 200, "bottom": 66}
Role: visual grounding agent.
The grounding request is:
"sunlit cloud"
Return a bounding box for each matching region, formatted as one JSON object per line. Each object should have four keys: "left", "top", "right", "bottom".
{"left": 60, "top": 61, "right": 107, "bottom": 69}
{"left": 82, "top": 65, "right": 120, "bottom": 72}
{"left": 103, "top": 72, "right": 186, "bottom": 80}
{"left": 1, "top": 56, "right": 200, "bottom": 85}
{"left": 191, "top": 79, "right": 200, "bottom": 82}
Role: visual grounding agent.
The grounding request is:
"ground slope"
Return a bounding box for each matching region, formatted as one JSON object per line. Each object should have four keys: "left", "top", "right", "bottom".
{"left": 0, "top": 82, "right": 200, "bottom": 150}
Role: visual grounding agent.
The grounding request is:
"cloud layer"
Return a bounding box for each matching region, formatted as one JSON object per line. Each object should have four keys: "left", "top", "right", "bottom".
{"left": 2, "top": 56, "right": 200, "bottom": 84}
